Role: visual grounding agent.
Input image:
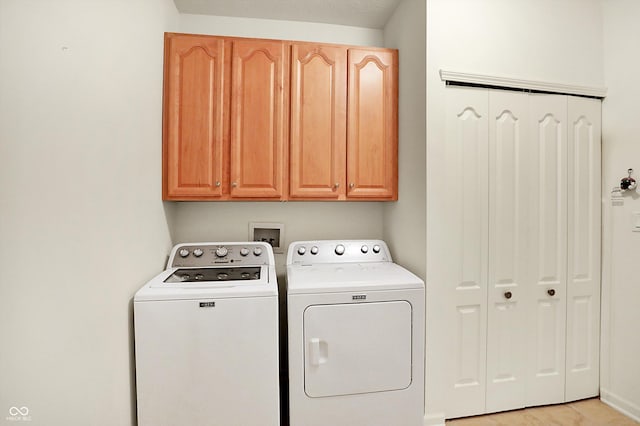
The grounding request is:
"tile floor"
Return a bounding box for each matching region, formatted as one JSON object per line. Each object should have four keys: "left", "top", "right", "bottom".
{"left": 445, "top": 398, "right": 640, "bottom": 425}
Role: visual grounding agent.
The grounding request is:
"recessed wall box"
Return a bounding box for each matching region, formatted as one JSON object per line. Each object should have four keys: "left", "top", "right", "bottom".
{"left": 249, "top": 222, "right": 285, "bottom": 253}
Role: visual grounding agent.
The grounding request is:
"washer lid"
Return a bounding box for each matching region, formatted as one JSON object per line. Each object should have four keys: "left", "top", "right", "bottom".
{"left": 135, "top": 266, "right": 277, "bottom": 301}
{"left": 286, "top": 262, "right": 423, "bottom": 294}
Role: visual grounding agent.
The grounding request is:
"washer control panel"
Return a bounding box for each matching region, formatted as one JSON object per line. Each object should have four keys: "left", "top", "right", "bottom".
{"left": 287, "top": 240, "right": 391, "bottom": 265}
{"left": 169, "top": 242, "right": 272, "bottom": 268}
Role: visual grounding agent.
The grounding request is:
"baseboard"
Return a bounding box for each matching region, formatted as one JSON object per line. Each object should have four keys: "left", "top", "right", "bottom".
{"left": 601, "top": 389, "right": 640, "bottom": 422}
{"left": 424, "top": 412, "right": 446, "bottom": 426}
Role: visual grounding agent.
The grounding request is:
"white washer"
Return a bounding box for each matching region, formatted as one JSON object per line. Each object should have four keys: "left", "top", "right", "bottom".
{"left": 134, "top": 242, "right": 280, "bottom": 426}
{"left": 286, "top": 240, "right": 425, "bottom": 426}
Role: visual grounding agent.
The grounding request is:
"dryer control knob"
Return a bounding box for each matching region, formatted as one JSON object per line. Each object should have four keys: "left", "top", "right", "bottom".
{"left": 361, "top": 245, "right": 369, "bottom": 253}
{"left": 310, "top": 246, "right": 319, "bottom": 255}
{"left": 215, "top": 247, "right": 228, "bottom": 258}
{"left": 372, "top": 244, "right": 381, "bottom": 254}
{"left": 179, "top": 248, "right": 190, "bottom": 258}
{"left": 193, "top": 248, "right": 204, "bottom": 257}
{"left": 240, "top": 248, "right": 250, "bottom": 257}
{"left": 253, "top": 247, "right": 263, "bottom": 256}
{"left": 297, "top": 246, "right": 306, "bottom": 255}
{"left": 335, "top": 244, "right": 345, "bottom": 256}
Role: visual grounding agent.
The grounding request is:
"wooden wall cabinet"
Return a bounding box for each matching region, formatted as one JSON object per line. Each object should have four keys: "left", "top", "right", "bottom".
{"left": 163, "top": 33, "right": 398, "bottom": 201}
{"left": 289, "top": 45, "right": 398, "bottom": 200}
{"left": 229, "top": 39, "right": 288, "bottom": 199}
{"left": 163, "top": 34, "right": 229, "bottom": 199}
{"left": 346, "top": 48, "right": 398, "bottom": 200}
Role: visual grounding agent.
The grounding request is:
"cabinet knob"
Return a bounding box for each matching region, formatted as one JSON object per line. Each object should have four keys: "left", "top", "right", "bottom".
{"left": 334, "top": 183, "right": 340, "bottom": 188}
{"left": 547, "top": 288, "right": 556, "bottom": 296}
{"left": 504, "top": 291, "right": 512, "bottom": 300}
{"left": 215, "top": 181, "right": 221, "bottom": 187}
{"left": 349, "top": 182, "right": 355, "bottom": 188}
{"left": 231, "top": 182, "right": 237, "bottom": 188}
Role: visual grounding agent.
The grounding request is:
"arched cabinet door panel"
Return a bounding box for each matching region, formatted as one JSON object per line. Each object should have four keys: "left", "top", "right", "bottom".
{"left": 347, "top": 48, "right": 398, "bottom": 200}
{"left": 163, "top": 34, "right": 228, "bottom": 199}
{"left": 230, "top": 39, "right": 288, "bottom": 199}
{"left": 289, "top": 44, "right": 347, "bottom": 199}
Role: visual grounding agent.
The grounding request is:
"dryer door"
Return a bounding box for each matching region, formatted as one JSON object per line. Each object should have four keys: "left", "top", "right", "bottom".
{"left": 303, "top": 301, "right": 412, "bottom": 397}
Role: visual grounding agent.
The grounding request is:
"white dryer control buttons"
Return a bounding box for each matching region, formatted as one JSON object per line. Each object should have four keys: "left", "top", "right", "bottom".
{"left": 193, "top": 248, "right": 204, "bottom": 257}
{"left": 297, "top": 246, "right": 306, "bottom": 255}
{"left": 254, "top": 247, "right": 263, "bottom": 256}
{"left": 310, "top": 246, "right": 319, "bottom": 255}
{"left": 179, "top": 248, "right": 190, "bottom": 258}
{"left": 361, "top": 245, "right": 369, "bottom": 253}
{"left": 335, "top": 244, "right": 345, "bottom": 255}
{"left": 240, "top": 248, "right": 250, "bottom": 257}
{"left": 372, "top": 245, "right": 381, "bottom": 254}
{"left": 215, "top": 247, "right": 228, "bottom": 258}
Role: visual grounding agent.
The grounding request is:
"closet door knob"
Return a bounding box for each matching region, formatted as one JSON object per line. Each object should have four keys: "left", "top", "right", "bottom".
{"left": 215, "top": 181, "right": 221, "bottom": 187}
{"left": 547, "top": 289, "right": 556, "bottom": 296}
{"left": 504, "top": 291, "right": 512, "bottom": 300}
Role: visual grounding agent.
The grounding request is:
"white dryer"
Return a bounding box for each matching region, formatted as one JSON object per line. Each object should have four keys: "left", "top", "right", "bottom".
{"left": 286, "top": 240, "right": 425, "bottom": 426}
{"left": 134, "top": 242, "right": 279, "bottom": 426}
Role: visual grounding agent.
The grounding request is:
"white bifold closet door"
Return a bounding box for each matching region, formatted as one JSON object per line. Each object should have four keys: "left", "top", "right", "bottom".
{"left": 565, "top": 96, "right": 601, "bottom": 402}
{"left": 486, "top": 90, "right": 529, "bottom": 413}
{"left": 443, "top": 87, "right": 489, "bottom": 418}
{"left": 525, "top": 94, "right": 568, "bottom": 407}
{"left": 440, "top": 86, "right": 601, "bottom": 419}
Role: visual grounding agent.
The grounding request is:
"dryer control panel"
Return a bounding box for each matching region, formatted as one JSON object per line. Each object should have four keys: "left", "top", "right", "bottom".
{"left": 287, "top": 240, "right": 391, "bottom": 265}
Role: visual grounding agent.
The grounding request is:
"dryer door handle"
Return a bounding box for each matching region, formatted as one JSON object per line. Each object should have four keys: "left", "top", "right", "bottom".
{"left": 309, "top": 338, "right": 328, "bottom": 366}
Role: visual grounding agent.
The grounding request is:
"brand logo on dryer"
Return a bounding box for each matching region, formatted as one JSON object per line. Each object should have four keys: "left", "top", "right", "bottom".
{"left": 199, "top": 302, "right": 216, "bottom": 308}
{"left": 352, "top": 294, "right": 367, "bottom": 301}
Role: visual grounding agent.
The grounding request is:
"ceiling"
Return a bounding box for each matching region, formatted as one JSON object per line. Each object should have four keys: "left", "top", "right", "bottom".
{"left": 172, "top": 0, "right": 403, "bottom": 29}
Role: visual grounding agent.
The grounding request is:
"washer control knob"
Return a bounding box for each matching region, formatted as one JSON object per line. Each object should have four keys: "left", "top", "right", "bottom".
{"left": 240, "top": 248, "right": 250, "bottom": 257}
{"left": 361, "top": 245, "right": 369, "bottom": 254}
{"left": 310, "top": 246, "right": 319, "bottom": 255}
{"left": 372, "top": 244, "right": 381, "bottom": 254}
{"left": 253, "top": 247, "right": 263, "bottom": 256}
{"left": 335, "top": 244, "right": 345, "bottom": 256}
{"left": 215, "top": 247, "right": 228, "bottom": 258}
{"left": 193, "top": 248, "right": 204, "bottom": 257}
{"left": 179, "top": 248, "right": 190, "bottom": 258}
{"left": 297, "top": 246, "right": 306, "bottom": 255}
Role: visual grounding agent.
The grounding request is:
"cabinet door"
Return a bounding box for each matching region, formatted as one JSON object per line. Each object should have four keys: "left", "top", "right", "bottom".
{"left": 289, "top": 44, "right": 347, "bottom": 199}
{"left": 230, "top": 40, "right": 288, "bottom": 198}
{"left": 565, "top": 96, "right": 601, "bottom": 402}
{"left": 346, "top": 49, "right": 398, "bottom": 199}
{"left": 163, "top": 34, "right": 228, "bottom": 199}
{"left": 443, "top": 87, "right": 489, "bottom": 418}
{"left": 526, "top": 94, "right": 568, "bottom": 407}
{"left": 486, "top": 91, "right": 529, "bottom": 413}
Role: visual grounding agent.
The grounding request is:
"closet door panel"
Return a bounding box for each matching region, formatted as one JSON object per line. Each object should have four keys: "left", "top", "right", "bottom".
{"left": 486, "top": 91, "right": 528, "bottom": 413}
{"left": 565, "top": 96, "right": 601, "bottom": 402}
{"left": 443, "top": 87, "right": 489, "bottom": 418}
{"left": 526, "top": 94, "right": 567, "bottom": 407}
